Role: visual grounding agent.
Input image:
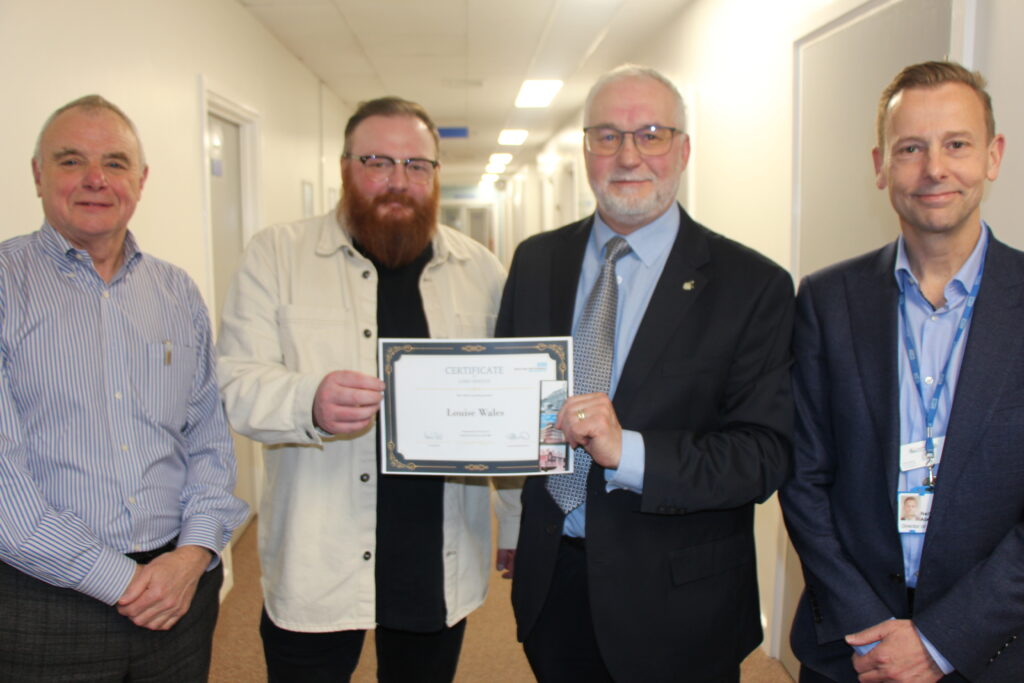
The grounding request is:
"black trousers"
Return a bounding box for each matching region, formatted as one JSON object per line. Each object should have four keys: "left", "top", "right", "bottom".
{"left": 0, "top": 559, "right": 222, "bottom": 682}
{"left": 523, "top": 537, "right": 741, "bottom": 683}
{"left": 260, "top": 609, "right": 467, "bottom": 683}
{"left": 522, "top": 537, "right": 615, "bottom": 683}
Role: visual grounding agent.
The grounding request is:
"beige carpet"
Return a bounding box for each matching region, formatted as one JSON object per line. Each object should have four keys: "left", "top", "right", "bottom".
{"left": 211, "top": 520, "right": 793, "bottom": 682}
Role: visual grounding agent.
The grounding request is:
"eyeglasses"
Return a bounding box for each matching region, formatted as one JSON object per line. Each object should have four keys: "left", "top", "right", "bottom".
{"left": 344, "top": 154, "right": 439, "bottom": 183}
{"left": 583, "top": 125, "right": 681, "bottom": 157}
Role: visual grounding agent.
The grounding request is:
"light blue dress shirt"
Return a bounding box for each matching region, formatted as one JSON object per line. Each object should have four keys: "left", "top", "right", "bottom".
{"left": 561, "top": 206, "right": 678, "bottom": 537}
{"left": 0, "top": 223, "right": 247, "bottom": 605}
{"left": 853, "top": 224, "right": 990, "bottom": 673}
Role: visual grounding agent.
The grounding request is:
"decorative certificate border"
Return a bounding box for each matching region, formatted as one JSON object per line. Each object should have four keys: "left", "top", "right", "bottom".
{"left": 378, "top": 337, "right": 571, "bottom": 476}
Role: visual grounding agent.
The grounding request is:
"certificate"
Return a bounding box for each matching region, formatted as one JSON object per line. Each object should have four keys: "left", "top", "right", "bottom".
{"left": 378, "top": 337, "right": 573, "bottom": 476}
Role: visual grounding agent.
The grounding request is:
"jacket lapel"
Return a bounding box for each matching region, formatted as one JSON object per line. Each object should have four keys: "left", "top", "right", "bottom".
{"left": 933, "top": 237, "right": 1024, "bottom": 495}
{"left": 613, "top": 205, "right": 709, "bottom": 410}
{"left": 846, "top": 242, "right": 902, "bottom": 511}
{"left": 550, "top": 216, "right": 592, "bottom": 335}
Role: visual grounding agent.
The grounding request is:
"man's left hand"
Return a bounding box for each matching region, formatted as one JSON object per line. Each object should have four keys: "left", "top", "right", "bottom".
{"left": 117, "top": 545, "right": 212, "bottom": 631}
{"left": 847, "top": 619, "right": 944, "bottom": 683}
{"left": 556, "top": 393, "right": 622, "bottom": 468}
{"left": 495, "top": 548, "right": 515, "bottom": 579}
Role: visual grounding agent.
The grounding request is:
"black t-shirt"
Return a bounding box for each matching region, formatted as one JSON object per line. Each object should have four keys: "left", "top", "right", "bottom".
{"left": 355, "top": 241, "right": 446, "bottom": 632}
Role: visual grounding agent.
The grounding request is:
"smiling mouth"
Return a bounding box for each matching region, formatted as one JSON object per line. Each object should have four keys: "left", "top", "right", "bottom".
{"left": 914, "top": 190, "right": 961, "bottom": 203}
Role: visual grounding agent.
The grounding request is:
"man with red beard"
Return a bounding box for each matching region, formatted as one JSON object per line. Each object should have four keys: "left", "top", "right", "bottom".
{"left": 217, "top": 97, "right": 519, "bottom": 682}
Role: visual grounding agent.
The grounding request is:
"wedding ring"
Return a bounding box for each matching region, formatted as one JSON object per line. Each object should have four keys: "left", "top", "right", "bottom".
{"left": 576, "top": 409, "right": 586, "bottom": 421}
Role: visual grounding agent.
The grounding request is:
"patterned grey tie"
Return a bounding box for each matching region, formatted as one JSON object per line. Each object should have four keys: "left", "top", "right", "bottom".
{"left": 547, "top": 235, "right": 632, "bottom": 514}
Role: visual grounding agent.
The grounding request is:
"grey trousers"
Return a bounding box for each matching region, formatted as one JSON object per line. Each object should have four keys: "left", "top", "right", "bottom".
{"left": 0, "top": 560, "right": 222, "bottom": 682}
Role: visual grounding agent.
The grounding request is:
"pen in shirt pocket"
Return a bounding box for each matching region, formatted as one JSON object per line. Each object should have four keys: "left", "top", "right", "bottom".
{"left": 164, "top": 340, "right": 172, "bottom": 365}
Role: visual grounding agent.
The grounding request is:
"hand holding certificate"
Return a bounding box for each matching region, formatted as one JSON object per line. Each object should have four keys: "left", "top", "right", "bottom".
{"left": 378, "top": 337, "right": 573, "bottom": 475}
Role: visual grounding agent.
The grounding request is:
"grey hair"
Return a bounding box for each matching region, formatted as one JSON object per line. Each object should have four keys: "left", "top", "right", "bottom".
{"left": 33, "top": 94, "right": 146, "bottom": 168}
{"left": 584, "top": 64, "right": 686, "bottom": 131}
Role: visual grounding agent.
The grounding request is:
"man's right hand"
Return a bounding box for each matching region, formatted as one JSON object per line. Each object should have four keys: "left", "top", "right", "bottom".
{"left": 312, "top": 370, "right": 385, "bottom": 435}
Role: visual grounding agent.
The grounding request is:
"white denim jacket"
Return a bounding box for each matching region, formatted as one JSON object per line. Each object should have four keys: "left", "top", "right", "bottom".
{"left": 217, "top": 211, "right": 520, "bottom": 632}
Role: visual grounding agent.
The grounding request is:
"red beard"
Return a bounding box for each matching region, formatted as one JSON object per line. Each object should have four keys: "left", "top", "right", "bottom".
{"left": 339, "top": 167, "right": 439, "bottom": 268}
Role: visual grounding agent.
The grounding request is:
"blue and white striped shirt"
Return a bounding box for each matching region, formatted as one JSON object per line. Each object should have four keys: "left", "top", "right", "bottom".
{"left": 0, "top": 223, "right": 247, "bottom": 605}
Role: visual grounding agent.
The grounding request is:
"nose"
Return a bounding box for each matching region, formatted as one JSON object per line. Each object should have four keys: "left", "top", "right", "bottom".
{"left": 387, "top": 163, "right": 410, "bottom": 191}
{"left": 924, "top": 147, "right": 949, "bottom": 181}
{"left": 616, "top": 133, "right": 643, "bottom": 167}
{"left": 82, "top": 162, "right": 108, "bottom": 190}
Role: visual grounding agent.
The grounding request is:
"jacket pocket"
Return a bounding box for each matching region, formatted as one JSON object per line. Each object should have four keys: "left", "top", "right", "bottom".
{"left": 668, "top": 535, "right": 753, "bottom": 586}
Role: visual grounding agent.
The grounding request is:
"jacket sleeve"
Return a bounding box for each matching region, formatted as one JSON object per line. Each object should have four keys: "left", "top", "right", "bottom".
{"left": 217, "top": 228, "right": 325, "bottom": 445}
{"left": 639, "top": 265, "right": 794, "bottom": 512}
{"left": 779, "top": 275, "right": 893, "bottom": 644}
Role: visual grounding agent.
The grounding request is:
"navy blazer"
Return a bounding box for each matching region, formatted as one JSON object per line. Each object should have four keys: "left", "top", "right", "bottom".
{"left": 497, "top": 205, "right": 794, "bottom": 682}
{"left": 781, "top": 235, "right": 1024, "bottom": 681}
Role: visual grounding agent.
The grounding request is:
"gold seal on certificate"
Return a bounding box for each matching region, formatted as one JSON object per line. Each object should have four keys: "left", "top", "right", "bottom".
{"left": 378, "top": 337, "right": 573, "bottom": 475}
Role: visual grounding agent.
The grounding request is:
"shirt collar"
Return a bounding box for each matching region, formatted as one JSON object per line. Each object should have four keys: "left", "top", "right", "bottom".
{"left": 591, "top": 203, "right": 679, "bottom": 266}
{"left": 39, "top": 221, "right": 142, "bottom": 274}
{"left": 894, "top": 221, "right": 990, "bottom": 297}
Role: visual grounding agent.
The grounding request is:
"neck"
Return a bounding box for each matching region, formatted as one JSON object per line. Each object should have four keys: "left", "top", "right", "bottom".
{"left": 598, "top": 202, "right": 674, "bottom": 236}
{"left": 902, "top": 220, "right": 982, "bottom": 308}
{"left": 77, "top": 234, "right": 127, "bottom": 283}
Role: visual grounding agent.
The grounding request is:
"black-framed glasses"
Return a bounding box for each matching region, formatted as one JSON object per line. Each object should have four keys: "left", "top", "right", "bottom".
{"left": 583, "top": 125, "right": 681, "bottom": 156}
{"left": 343, "top": 154, "right": 439, "bottom": 183}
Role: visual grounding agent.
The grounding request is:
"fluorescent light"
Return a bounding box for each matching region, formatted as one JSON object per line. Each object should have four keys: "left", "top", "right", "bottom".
{"left": 489, "top": 153, "right": 513, "bottom": 165}
{"left": 498, "top": 129, "right": 528, "bottom": 146}
{"left": 480, "top": 173, "right": 499, "bottom": 184}
{"left": 515, "top": 80, "right": 564, "bottom": 108}
{"left": 485, "top": 163, "right": 507, "bottom": 174}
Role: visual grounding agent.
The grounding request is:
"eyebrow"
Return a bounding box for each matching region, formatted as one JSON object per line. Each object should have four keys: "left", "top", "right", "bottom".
{"left": 51, "top": 147, "right": 133, "bottom": 164}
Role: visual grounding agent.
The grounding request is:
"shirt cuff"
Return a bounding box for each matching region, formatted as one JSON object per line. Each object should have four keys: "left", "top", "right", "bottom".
{"left": 77, "top": 548, "right": 140, "bottom": 605}
{"left": 852, "top": 639, "right": 880, "bottom": 656}
{"left": 916, "top": 627, "right": 954, "bottom": 674}
{"left": 605, "top": 430, "right": 645, "bottom": 493}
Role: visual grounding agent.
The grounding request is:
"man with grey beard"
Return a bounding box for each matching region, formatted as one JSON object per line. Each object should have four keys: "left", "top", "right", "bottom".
{"left": 497, "top": 65, "right": 793, "bottom": 682}
{"left": 217, "top": 97, "right": 520, "bottom": 682}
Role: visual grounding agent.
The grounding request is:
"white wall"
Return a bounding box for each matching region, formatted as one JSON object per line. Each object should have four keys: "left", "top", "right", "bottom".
{"left": 0, "top": 0, "right": 349, "bottom": 302}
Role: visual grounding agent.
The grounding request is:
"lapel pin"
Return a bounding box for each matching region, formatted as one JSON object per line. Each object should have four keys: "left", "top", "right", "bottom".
{"left": 682, "top": 280, "right": 695, "bottom": 291}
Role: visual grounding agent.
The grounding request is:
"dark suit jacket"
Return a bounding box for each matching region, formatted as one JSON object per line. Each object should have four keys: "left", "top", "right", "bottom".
{"left": 496, "top": 205, "right": 794, "bottom": 682}
{"left": 781, "top": 236, "right": 1024, "bottom": 682}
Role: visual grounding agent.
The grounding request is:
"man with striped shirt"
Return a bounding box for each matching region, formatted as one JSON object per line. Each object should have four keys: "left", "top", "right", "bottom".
{"left": 0, "top": 95, "right": 247, "bottom": 681}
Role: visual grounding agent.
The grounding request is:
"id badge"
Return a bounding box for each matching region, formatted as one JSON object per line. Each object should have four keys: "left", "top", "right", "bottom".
{"left": 897, "top": 489, "right": 932, "bottom": 534}
{"left": 899, "top": 436, "right": 945, "bottom": 472}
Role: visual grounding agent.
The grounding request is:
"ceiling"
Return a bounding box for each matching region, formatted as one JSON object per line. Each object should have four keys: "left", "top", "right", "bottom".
{"left": 237, "top": 0, "right": 692, "bottom": 186}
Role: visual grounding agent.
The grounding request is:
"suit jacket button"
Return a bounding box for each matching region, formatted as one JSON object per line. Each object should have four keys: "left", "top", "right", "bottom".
{"left": 545, "top": 523, "right": 560, "bottom": 535}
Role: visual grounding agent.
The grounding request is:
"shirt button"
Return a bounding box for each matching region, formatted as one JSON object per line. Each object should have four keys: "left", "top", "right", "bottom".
{"left": 121, "top": 444, "right": 129, "bottom": 451}
{"left": 128, "top": 496, "right": 137, "bottom": 504}
{"left": 363, "top": 329, "right": 372, "bottom": 338}
{"left": 924, "top": 376, "right": 934, "bottom": 385}
{"left": 134, "top": 544, "right": 142, "bottom": 552}
{"left": 930, "top": 315, "right": 938, "bottom": 321}
{"left": 360, "top": 473, "right": 370, "bottom": 482}
{"left": 363, "top": 551, "right": 372, "bottom": 560}
{"left": 114, "top": 391, "right": 123, "bottom": 400}
{"left": 102, "top": 291, "right": 110, "bottom": 299}
{"left": 362, "top": 270, "right": 371, "bottom": 279}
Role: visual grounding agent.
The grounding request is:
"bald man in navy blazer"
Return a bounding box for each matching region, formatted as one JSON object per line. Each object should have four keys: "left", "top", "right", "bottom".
{"left": 782, "top": 61, "right": 1024, "bottom": 682}
{"left": 498, "top": 64, "right": 793, "bottom": 683}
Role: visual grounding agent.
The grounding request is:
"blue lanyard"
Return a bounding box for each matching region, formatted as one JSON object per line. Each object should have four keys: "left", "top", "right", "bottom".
{"left": 898, "top": 259, "right": 984, "bottom": 488}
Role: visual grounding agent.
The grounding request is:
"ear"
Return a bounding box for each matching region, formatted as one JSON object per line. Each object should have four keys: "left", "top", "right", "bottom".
{"left": 871, "top": 147, "right": 887, "bottom": 190}
{"left": 986, "top": 134, "right": 1006, "bottom": 182}
{"left": 678, "top": 133, "right": 692, "bottom": 173}
{"left": 32, "top": 157, "right": 42, "bottom": 197}
{"left": 139, "top": 165, "right": 149, "bottom": 192}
